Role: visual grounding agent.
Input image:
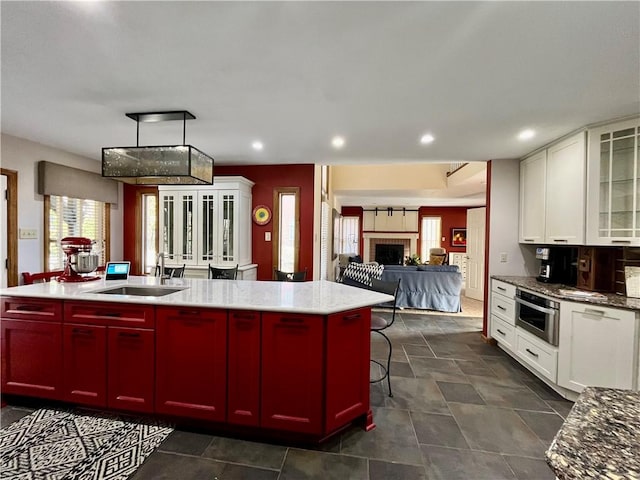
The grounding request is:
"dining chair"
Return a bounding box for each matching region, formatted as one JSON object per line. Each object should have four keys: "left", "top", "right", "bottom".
{"left": 369, "top": 277, "right": 401, "bottom": 397}
{"left": 155, "top": 264, "right": 186, "bottom": 279}
{"left": 274, "top": 268, "right": 307, "bottom": 282}
{"left": 208, "top": 264, "right": 239, "bottom": 280}
{"left": 22, "top": 270, "right": 64, "bottom": 285}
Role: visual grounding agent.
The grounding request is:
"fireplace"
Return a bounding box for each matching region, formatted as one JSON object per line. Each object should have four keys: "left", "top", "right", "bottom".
{"left": 375, "top": 244, "right": 404, "bottom": 265}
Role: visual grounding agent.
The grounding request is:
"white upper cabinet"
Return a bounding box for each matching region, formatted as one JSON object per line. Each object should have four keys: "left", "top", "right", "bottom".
{"left": 159, "top": 177, "right": 254, "bottom": 268}
{"left": 545, "top": 132, "right": 586, "bottom": 244}
{"left": 586, "top": 118, "right": 640, "bottom": 246}
{"left": 363, "top": 209, "right": 418, "bottom": 232}
{"left": 519, "top": 150, "right": 547, "bottom": 243}
{"left": 520, "top": 132, "right": 586, "bottom": 244}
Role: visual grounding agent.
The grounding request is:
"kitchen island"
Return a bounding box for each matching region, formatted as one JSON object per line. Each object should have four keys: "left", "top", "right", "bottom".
{"left": 0, "top": 277, "right": 392, "bottom": 442}
{"left": 546, "top": 386, "right": 640, "bottom": 479}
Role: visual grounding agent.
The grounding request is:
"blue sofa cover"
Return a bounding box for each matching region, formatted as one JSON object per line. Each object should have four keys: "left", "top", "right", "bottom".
{"left": 381, "top": 265, "right": 462, "bottom": 312}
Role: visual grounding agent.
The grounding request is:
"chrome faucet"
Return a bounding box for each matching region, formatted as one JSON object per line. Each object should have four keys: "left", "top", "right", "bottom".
{"left": 156, "top": 252, "right": 170, "bottom": 284}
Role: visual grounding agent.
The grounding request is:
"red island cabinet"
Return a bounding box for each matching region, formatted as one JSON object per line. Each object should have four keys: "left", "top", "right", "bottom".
{"left": 108, "top": 327, "right": 155, "bottom": 413}
{"left": 261, "top": 312, "right": 324, "bottom": 434}
{"left": 63, "top": 301, "right": 155, "bottom": 413}
{"left": 63, "top": 323, "right": 107, "bottom": 407}
{"left": 325, "top": 308, "right": 371, "bottom": 433}
{"left": 227, "top": 310, "right": 261, "bottom": 426}
{"left": 1, "top": 297, "right": 64, "bottom": 400}
{"left": 156, "top": 306, "right": 227, "bottom": 421}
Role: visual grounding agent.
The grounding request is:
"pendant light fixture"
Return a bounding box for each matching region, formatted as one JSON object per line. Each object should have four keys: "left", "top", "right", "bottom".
{"left": 102, "top": 110, "right": 214, "bottom": 185}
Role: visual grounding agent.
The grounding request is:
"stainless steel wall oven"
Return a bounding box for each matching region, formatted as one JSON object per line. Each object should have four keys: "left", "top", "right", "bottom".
{"left": 515, "top": 289, "right": 560, "bottom": 346}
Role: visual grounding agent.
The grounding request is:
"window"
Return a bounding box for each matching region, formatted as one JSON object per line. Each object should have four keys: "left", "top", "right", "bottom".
{"left": 420, "top": 216, "right": 441, "bottom": 258}
{"left": 46, "top": 195, "right": 109, "bottom": 270}
{"left": 141, "top": 193, "right": 157, "bottom": 274}
{"left": 320, "top": 202, "right": 329, "bottom": 280}
{"left": 273, "top": 187, "right": 300, "bottom": 273}
{"left": 340, "top": 216, "right": 360, "bottom": 255}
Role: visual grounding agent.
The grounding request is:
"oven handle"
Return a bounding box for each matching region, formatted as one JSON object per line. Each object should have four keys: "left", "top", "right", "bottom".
{"left": 515, "top": 296, "right": 557, "bottom": 316}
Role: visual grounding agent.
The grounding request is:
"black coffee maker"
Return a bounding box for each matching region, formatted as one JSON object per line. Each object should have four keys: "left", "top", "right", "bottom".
{"left": 536, "top": 247, "right": 578, "bottom": 284}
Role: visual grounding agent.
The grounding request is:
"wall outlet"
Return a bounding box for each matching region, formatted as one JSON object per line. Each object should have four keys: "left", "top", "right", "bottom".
{"left": 19, "top": 228, "right": 38, "bottom": 239}
{"left": 265, "top": 231, "right": 271, "bottom": 242}
{"left": 500, "top": 252, "right": 508, "bottom": 263}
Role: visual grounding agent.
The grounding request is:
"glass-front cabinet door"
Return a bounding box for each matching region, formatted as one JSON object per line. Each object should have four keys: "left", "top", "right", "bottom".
{"left": 160, "top": 192, "right": 176, "bottom": 261}
{"left": 197, "top": 190, "right": 238, "bottom": 266}
{"left": 159, "top": 191, "right": 198, "bottom": 265}
{"left": 587, "top": 118, "right": 640, "bottom": 245}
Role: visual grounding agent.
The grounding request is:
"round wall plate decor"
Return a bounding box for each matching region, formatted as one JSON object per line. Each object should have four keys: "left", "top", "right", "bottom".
{"left": 253, "top": 205, "right": 272, "bottom": 225}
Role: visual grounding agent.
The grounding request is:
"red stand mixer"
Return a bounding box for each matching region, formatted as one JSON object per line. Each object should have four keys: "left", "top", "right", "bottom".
{"left": 58, "top": 237, "right": 101, "bottom": 282}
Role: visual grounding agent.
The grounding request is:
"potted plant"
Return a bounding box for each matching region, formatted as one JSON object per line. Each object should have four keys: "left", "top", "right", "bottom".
{"left": 404, "top": 254, "right": 422, "bottom": 266}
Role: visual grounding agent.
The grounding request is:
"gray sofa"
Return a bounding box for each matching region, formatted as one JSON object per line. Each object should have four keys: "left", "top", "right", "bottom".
{"left": 381, "top": 265, "right": 462, "bottom": 312}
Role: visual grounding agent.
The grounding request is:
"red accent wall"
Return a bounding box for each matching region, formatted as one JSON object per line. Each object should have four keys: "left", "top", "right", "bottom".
{"left": 122, "top": 184, "right": 141, "bottom": 274}
{"left": 215, "top": 164, "right": 315, "bottom": 281}
{"left": 122, "top": 165, "right": 315, "bottom": 281}
{"left": 419, "top": 207, "right": 471, "bottom": 253}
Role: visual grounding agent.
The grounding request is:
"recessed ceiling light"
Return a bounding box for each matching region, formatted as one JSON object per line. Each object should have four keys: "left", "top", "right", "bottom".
{"left": 252, "top": 141, "right": 264, "bottom": 151}
{"left": 331, "top": 136, "right": 345, "bottom": 149}
{"left": 518, "top": 129, "right": 536, "bottom": 141}
{"left": 420, "top": 133, "right": 435, "bottom": 145}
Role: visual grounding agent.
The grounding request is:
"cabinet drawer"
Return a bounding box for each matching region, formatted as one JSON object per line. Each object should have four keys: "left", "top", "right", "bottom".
{"left": 491, "top": 293, "right": 516, "bottom": 325}
{"left": 491, "top": 280, "right": 515, "bottom": 298}
{"left": 516, "top": 329, "right": 557, "bottom": 382}
{"left": 64, "top": 301, "right": 155, "bottom": 329}
{"left": 490, "top": 315, "right": 515, "bottom": 351}
{"left": 1, "top": 297, "right": 62, "bottom": 322}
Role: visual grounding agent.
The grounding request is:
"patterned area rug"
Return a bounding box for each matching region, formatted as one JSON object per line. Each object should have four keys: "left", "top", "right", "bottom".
{"left": 0, "top": 407, "right": 173, "bottom": 480}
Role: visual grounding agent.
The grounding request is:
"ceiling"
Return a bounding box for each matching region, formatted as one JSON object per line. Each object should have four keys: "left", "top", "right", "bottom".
{"left": 2, "top": 2, "right": 639, "bottom": 206}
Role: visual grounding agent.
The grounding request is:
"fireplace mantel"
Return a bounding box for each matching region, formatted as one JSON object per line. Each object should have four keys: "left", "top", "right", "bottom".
{"left": 362, "top": 232, "right": 419, "bottom": 263}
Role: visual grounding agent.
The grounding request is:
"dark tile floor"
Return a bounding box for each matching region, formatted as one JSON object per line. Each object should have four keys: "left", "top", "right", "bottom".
{"left": 1, "top": 309, "right": 573, "bottom": 480}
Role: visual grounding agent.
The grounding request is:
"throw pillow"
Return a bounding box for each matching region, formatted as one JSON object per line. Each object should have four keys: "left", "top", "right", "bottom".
{"left": 342, "top": 262, "right": 384, "bottom": 286}
{"left": 429, "top": 253, "right": 446, "bottom": 265}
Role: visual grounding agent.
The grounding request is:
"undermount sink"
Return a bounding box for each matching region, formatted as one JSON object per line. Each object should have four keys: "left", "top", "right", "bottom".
{"left": 93, "top": 286, "right": 186, "bottom": 297}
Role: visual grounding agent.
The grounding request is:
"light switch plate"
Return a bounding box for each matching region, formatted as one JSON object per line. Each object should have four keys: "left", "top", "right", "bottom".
{"left": 500, "top": 252, "right": 508, "bottom": 263}
{"left": 19, "top": 228, "right": 38, "bottom": 239}
{"left": 265, "top": 231, "right": 271, "bottom": 241}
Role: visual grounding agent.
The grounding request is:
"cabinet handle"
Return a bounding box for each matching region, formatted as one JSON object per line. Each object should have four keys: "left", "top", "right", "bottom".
{"left": 496, "top": 329, "right": 505, "bottom": 336}
{"left": 611, "top": 240, "right": 632, "bottom": 244}
{"left": 584, "top": 308, "right": 605, "bottom": 316}
{"left": 118, "top": 331, "right": 140, "bottom": 338}
{"left": 178, "top": 310, "right": 200, "bottom": 316}
{"left": 525, "top": 348, "right": 539, "bottom": 358}
{"left": 497, "top": 286, "right": 506, "bottom": 292}
{"left": 16, "top": 305, "right": 43, "bottom": 312}
{"left": 343, "top": 313, "right": 362, "bottom": 321}
{"left": 101, "top": 312, "right": 121, "bottom": 317}
{"left": 280, "top": 317, "right": 304, "bottom": 324}
{"left": 497, "top": 305, "right": 506, "bottom": 311}
{"left": 233, "top": 313, "right": 256, "bottom": 320}
{"left": 72, "top": 328, "right": 93, "bottom": 335}
{"left": 523, "top": 238, "right": 535, "bottom": 242}
{"left": 552, "top": 239, "right": 569, "bottom": 243}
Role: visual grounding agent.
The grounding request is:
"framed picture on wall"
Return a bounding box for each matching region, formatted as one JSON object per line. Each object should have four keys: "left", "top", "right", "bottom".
{"left": 451, "top": 228, "right": 467, "bottom": 247}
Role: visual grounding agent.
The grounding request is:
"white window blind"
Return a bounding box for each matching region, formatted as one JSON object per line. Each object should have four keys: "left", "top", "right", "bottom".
{"left": 421, "top": 216, "right": 442, "bottom": 258}
{"left": 320, "top": 202, "right": 329, "bottom": 280}
{"left": 340, "top": 216, "right": 360, "bottom": 255}
{"left": 48, "top": 195, "right": 107, "bottom": 270}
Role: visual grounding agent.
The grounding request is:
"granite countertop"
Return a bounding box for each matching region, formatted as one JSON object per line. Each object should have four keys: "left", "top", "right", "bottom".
{"left": 0, "top": 277, "right": 393, "bottom": 315}
{"left": 546, "top": 387, "right": 640, "bottom": 480}
{"left": 492, "top": 276, "right": 640, "bottom": 312}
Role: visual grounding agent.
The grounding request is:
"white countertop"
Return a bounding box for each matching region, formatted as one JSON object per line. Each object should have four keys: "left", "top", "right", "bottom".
{"left": 0, "top": 277, "right": 393, "bottom": 315}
